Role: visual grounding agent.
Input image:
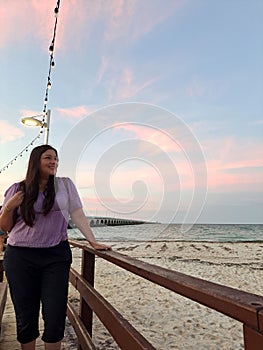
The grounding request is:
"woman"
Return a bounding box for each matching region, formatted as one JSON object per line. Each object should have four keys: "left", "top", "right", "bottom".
{"left": 0, "top": 144, "right": 111, "bottom": 350}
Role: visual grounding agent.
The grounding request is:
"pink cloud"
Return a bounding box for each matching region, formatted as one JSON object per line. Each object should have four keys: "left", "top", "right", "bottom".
{"left": 56, "top": 105, "right": 97, "bottom": 121}
{"left": 207, "top": 162, "right": 262, "bottom": 192}
{"left": 70, "top": 123, "right": 263, "bottom": 194}
{"left": 103, "top": 0, "right": 185, "bottom": 43}
{"left": 56, "top": 0, "right": 183, "bottom": 47}
{"left": 21, "top": 109, "right": 44, "bottom": 117}
{"left": 208, "top": 137, "right": 263, "bottom": 168}
{"left": 117, "top": 68, "right": 159, "bottom": 100}
{"left": 0, "top": 121, "right": 24, "bottom": 144}
{"left": 114, "top": 123, "right": 184, "bottom": 154}
{"left": 0, "top": 1, "right": 186, "bottom": 51}
{"left": 77, "top": 168, "right": 164, "bottom": 217}
{"left": 204, "top": 137, "right": 263, "bottom": 191}
{"left": 97, "top": 58, "right": 162, "bottom": 103}
{"left": 0, "top": 0, "right": 58, "bottom": 49}
{"left": 74, "top": 161, "right": 199, "bottom": 221}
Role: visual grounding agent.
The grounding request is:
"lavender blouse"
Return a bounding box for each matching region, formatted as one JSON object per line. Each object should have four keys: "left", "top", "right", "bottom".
{"left": 1, "top": 177, "right": 82, "bottom": 248}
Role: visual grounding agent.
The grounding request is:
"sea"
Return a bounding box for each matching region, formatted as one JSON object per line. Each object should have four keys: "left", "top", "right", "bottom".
{"left": 68, "top": 223, "right": 263, "bottom": 243}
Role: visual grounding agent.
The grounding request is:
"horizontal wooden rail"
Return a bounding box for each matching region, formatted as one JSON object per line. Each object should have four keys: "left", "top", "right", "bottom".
{"left": 68, "top": 240, "right": 263, "bottom": 349}
{"left": 69, "top": 267, "right": 155, "bottom": 350}
{"left": 67, "top": 302, "right": 96, "bottom": 350}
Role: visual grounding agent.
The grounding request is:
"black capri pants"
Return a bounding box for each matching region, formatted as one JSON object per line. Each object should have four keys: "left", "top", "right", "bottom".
{"left": 3, "top": 240, "right": 72, "bottom": 344}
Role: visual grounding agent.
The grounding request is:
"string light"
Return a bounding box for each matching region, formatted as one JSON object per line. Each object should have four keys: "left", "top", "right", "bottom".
{"left": 49, "top": 44, "right": 54, "bottom": 54}
{"left": 0, "top": 0, "right": 61, "bottom": 175}
{"left": 42, "top": 0, "right": 61, "bottom": 116}
{"left": 0, "top": 132, "right": 42, "bottom": 174}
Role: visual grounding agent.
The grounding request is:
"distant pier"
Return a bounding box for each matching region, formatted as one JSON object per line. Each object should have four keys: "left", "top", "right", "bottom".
{"left": 68, "top": 216, "right": 145, "bottom": 228}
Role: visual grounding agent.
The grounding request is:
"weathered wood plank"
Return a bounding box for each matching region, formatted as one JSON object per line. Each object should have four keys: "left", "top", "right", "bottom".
{"left": 244, "top": 324, "right": 263, "bottom": 350}
{"left": 0, "top": 283, "right": 7, "bottom": 330}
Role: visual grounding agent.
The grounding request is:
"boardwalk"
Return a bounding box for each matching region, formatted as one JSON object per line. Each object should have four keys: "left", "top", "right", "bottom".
{"left": 1, "top": 242, "right": 263, "bottom": 349}
{"left": 1, "top": 287, "right": 28, "bottom": 350}
{"left": 0, "top": 276, "right": 76, "bottom": 349}
{"left": 0, "top": 286, "right": 49, "bottom": 349}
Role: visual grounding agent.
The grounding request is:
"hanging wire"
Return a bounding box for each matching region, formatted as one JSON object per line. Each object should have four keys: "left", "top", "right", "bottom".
{"left": 0, "top": 0, "right": 61, "bottom": 175}
{"left": 41, "top": 0, "right": 61, "bottom": 124}
{"left": 0, "top": 133, "right": 43, "bottom": 174}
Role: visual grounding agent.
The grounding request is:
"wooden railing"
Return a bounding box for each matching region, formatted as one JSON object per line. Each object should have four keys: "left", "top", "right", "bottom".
{"left": 67, "top": 240, "right": 263, "bottom": 350}
{"left": 0, "top": 255, "right": 8, "bottom": 334}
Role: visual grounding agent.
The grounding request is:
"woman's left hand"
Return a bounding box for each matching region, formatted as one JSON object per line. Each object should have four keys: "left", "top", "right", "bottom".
{"left": 89, "top": 241, "right": 112, "bottom": 251}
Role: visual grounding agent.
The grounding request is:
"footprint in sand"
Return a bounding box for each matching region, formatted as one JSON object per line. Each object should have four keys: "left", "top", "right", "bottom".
{"left": 160, "top": 243, "right": 168, "bottom": 252}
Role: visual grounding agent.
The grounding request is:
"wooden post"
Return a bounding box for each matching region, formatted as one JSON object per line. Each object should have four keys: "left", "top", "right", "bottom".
{"left": 244, "top": 324, "right": 263, "bottom": 350}
{"left": 78, "top": 249, "right": 95, "bottom": 350}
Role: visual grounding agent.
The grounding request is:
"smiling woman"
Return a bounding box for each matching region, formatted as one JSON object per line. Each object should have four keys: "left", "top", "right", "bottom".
{"left": 39, "top": 148, "right": 58, "bottom": 183}
{"left": 0, "top": 144, "right": 111, "bottom": 350}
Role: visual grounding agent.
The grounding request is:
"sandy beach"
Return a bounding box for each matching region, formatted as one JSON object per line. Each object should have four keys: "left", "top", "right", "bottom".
{"left": 66, "top": 241, "right": 263, "bottom": 350}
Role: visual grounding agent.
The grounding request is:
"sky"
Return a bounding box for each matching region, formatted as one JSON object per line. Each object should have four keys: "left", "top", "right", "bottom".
{"left": 0, "top": 0, "right": 262, "bottom": 225}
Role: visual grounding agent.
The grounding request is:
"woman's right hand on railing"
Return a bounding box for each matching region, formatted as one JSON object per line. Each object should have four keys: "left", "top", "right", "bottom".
{"left": 89, "top": 241, "right": 112, "bottom": 251}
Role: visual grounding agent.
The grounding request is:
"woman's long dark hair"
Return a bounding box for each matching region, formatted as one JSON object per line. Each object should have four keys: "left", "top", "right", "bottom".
{"left": 19, "top": 145, "right": 58, "bottom": 227}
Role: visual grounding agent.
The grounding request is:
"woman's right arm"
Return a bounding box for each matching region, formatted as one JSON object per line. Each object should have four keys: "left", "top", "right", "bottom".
{"left": 0, "top": 191, "right": 24, "bottom": 232}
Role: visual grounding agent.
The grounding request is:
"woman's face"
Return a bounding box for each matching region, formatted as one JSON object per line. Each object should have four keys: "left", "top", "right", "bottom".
{"left": 39, "top": 149, "right": 58, "bottom": 178}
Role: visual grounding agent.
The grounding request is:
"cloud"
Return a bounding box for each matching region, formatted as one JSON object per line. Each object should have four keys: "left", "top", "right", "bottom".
{"left": 21, "top": 109, "right": 44, "bottom": 117}
{"left": 0, "top": 0, "right": 184, "bottom": 111}
{"left": 96, "top": 58, "right": 162, "bottom": 102}
{"left": 0, "top": 121, "right": 24, "bottom": 144}
{"left": 96, "top": 59, "right": 160, "bottom": 101}
{"left": 111, "top": 68, "right": 159, "bottom": 101}
{"left": 0, "top": 0, "right": 58, "bottom": 49}
{"left": 96, "top": 56, "right": 109, "bottom": 84}
{"left": 114, "top": 123, "right": 181, "bottom": 154}
{"left": 59, "top": 0, "right": 185, "bottom": 47}
{"left": 203, "top": 137, "right": 263, "bottom": 191}
{"left": 102, "top": 0, "right": 185, "bottom": 43}
{"left": 56, "top": 105, "right": 98, "bottom": 121}
{"left": 45, "top": 0, "right": 185, "bottom": 51}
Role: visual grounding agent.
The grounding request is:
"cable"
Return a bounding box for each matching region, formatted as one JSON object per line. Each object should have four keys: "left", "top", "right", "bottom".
{"left": 0, "top": 1, "right": 61, "bottom": 174}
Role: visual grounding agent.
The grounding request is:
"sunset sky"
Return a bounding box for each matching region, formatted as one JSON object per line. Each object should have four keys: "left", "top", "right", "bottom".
{"left": 0, "top": 0, "right": 262, "bottom": 224}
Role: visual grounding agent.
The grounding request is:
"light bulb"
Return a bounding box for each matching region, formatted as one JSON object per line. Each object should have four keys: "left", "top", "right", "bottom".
{"left": 54, "top": 7, "right": 59, "bottom": 17}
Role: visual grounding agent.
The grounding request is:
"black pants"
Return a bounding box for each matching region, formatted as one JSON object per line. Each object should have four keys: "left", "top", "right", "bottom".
{"left": 4, "top": 240, "right": 72, "bottom": 344}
